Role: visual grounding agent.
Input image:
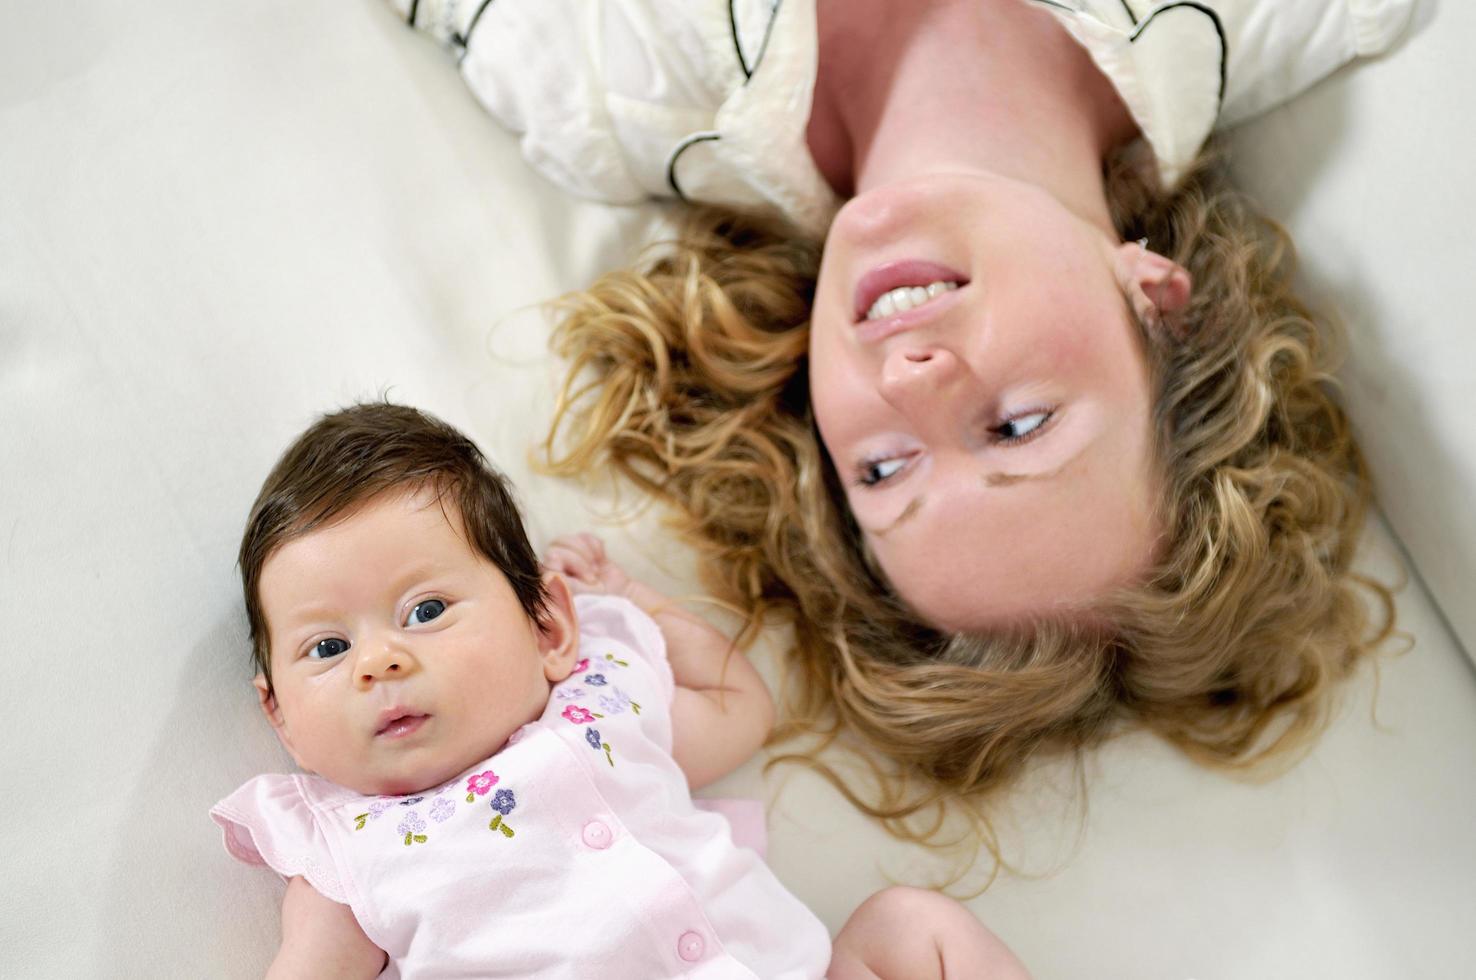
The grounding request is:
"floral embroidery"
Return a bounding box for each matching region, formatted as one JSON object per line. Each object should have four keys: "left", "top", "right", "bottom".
{"left": 465, "top": 769, "right": 499, "bottom": 802}
{"left": 398, "top": 812, "right": 428, "bottom": 846}
{"left": 555, "top": 686, "right": 586, "bottom": 701}
{"left": 585, "top": 673, "right": 607, "bottom": 687}
{"left": 351, "top": 770, "right": 531, "bottom": 845}
{"left": 571, "top": 658, "right": 590, "bottom": 674}
{"left": 490, "top": 789, "right": 516, "bottom": 815}
{"left": 354, "top": 797, "right": 396, "bottom": 829}
{"left": 562, "top": 705, "right": 600, "bottom": 724}
{"left": 584, "top": 726, "right": 616, "bottom": 767}
{"left": 488, "top": 788, "right": 517, "bottom": 837}
{"left": 597, "top": 686, "right": 641, "bottom": 717}
{"left": 602, "top": 653, "right": 630, "bottom": 668}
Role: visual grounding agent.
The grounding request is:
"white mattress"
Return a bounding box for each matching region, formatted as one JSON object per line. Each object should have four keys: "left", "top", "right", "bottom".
{"left": 2, "top": 1, "right": 1473, "bottom": 977}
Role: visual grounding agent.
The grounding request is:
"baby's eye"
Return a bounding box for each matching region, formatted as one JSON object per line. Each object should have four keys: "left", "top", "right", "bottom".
{"left": 994, "top": 410, "right": 1053, "bottom": 444}
{"left": 310, "top": 638, "right": 350, "bottom": 660}
{"left": 858, "top": 457, "right": 908, "bottom": 488}
{"left": 405, "top": 599, "right": 446, "bottom": 626}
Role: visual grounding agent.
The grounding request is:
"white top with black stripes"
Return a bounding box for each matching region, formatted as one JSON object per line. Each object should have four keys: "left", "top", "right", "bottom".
{"left": 390, "top": 0, "right": 1414, "bottom": 237}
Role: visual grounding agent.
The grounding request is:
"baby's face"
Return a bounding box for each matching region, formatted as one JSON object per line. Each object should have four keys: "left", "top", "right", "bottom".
{"left": 255, "top": 488, "right": 576, "bottom": 796}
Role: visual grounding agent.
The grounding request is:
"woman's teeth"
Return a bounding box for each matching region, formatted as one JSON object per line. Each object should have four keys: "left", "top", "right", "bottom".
{"left": 865, "top": 281, "right": 958, "bottom": 321}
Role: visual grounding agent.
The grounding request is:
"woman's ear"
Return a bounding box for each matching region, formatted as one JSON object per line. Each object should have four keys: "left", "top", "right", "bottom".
{"left": 1114, "top": 241, "right": 1192, "bottom": 335}
{"left": 253, "top": 674, "right": 307, "bottom": 769}
{"left": 536, "top": 571, "right": 581, "bottom": 683}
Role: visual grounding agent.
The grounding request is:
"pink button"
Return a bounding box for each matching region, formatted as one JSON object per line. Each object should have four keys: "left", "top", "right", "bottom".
{"left": 581, "top": 819, "right": 612, "bottom": 850}
{"left": 677, "top": 930, "right": 705, "bottom": 963}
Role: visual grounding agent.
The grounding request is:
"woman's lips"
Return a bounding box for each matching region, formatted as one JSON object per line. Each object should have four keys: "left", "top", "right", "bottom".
{"left": 853, "top": 259, "right": 969, "bottom": 323}
{"left": 375, "top": 712, "right": 430, "bottom": 739}
{"left": 853, "top": 282, "right": 967, "bottom": 345}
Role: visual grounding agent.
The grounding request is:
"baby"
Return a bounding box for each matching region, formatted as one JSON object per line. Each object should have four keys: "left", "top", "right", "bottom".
{"left": 212, "top": 402, "right": 1028, "bottom": 979}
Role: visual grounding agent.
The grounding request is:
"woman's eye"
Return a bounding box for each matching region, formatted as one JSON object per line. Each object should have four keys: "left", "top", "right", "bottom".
{"left": 859, "top": 457, "right": 908, "bottom": 487}
{"left": 994, "top": 410, "right": 1053, "bottom": 444}
{"left": 310, "top": 638, "right": 350, "bottom": 660}
{"left": 405, "top": 599, "right": 446, "bottom": 626}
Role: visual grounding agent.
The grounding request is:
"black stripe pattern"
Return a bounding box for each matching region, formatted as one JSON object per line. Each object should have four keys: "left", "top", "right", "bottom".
{"left": 455, "top": 0, "right": 497, "bottom": 54}
{"left": 669, "top": 1, "right": 783, "bottom": 200}
{"left": 730, "top": 0, "right": 783, "bottom": 80}
{"left": 1128, "top": 2, "right": 1227, "bottom": 110}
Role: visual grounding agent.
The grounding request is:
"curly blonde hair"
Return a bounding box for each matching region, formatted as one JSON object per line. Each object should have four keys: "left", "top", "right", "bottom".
{"left": 542, "top": 147, "right": 1394, "bottom": 839}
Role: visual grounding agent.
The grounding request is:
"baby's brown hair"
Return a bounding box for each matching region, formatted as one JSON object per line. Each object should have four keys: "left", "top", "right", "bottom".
{"left": 240, "top": 402, "right": 548, "bottom": 692}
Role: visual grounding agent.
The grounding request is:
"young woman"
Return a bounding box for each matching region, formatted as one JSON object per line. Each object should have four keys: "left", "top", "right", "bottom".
{"left": 392, "top": 0, "right": 1411, "bottom": 823}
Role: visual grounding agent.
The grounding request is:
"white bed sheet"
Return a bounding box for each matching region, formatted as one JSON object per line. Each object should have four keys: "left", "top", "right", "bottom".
{"left": 2, "top": 1, "right": 1473, "bottom": 977}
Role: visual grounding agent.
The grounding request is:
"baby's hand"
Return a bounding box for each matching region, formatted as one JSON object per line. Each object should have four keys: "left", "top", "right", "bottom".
{"left": 543, "top": 533, "right": 634, "bottom": 598}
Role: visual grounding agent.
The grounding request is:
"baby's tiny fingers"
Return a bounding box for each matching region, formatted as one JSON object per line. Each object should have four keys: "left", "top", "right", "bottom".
{"left": 549, "top": 533, "right": 601, "bottom": 562}
{"left": 544, "top": 546, "right": 594, "bottom": 582}
{"left": 572, "top": 532, "right": 606, "bottom": 561}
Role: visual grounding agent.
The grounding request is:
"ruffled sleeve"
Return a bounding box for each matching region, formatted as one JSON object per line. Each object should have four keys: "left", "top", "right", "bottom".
{"left": 209, "top": 774, "right": 349, "bottom": 905}
{"left": 573, "top": 593, "right": 675, "bottom": 707}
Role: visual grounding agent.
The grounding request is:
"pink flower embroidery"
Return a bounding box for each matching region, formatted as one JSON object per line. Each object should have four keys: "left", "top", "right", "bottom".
{"left": 571, "top": 658, "right": 590, "bottom": 674}
{"left": 465, "top": 770, "right": 499, "bottom": 802}
{"left": 562, "top": 705, "right": 595, "bottom": 724}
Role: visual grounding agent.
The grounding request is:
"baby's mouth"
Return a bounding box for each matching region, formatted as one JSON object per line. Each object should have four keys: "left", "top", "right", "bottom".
{"left": 375, "top": 711, "right": 430, "bottom": 738}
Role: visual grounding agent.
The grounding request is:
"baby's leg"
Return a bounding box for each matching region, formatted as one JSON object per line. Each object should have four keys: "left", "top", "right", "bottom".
{"left": 828, "top": 886, "right": 1030, "bottom": 980}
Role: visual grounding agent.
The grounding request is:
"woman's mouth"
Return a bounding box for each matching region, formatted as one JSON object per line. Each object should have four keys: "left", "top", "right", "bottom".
{"left": 865, "top": 281, "right": 959, "bottom": 320}
{"left": 853, "top": 260, "right": 969, "bottom": 324}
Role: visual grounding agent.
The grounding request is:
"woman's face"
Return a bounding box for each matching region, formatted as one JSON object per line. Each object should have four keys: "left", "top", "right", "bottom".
{"left": 809, "top": 172, "right": 1179, "bottom": 631}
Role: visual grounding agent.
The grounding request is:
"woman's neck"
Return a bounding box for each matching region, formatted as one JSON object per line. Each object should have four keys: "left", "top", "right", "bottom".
{"left": 807, "top": 0, "right": 1138, "bottom": 235}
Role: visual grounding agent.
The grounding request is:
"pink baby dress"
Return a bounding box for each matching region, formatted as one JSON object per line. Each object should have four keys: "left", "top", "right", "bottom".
{"left": 212, "top": 594, "right": 831, "bottom": 978}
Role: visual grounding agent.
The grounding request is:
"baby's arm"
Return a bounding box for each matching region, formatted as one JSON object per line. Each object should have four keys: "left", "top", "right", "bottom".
{"left": 266, "top": 876, "right": 385, "bottom": 979}
{"left": 830, "top": 887, "right": 1031, "bottom": 980}
{"left": 544, "top": 534, "right": 775, "bottom": 790}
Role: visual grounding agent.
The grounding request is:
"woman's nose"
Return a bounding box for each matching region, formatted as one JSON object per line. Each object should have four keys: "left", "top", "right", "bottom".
{"left": 353, "top": 638, "right": 417, "bottom": 689}
{"left": 879, "top": 345, "right": 965, "bottom": 412}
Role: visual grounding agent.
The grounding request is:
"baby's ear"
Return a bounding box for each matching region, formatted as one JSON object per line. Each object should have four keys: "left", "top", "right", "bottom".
{"left": 254, "top": 674, "right": 284, "bottom": 727}
{"left": 536, "top": 571, "right": 581, "bottom": 683}
{"left": 254, "top": 674, "right": 306, "bottom": 768}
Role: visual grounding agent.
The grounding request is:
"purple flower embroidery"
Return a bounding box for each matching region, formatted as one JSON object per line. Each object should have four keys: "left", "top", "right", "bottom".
{"left": 397, "top": 811, "right": 429, "bottom": 844}
{"left": 555, "top": 687, "right": 586, "bottom": 701}
{"left": 489, "top": 789, "right": 517, "bottom": 816}
{"left": 367, "top": 799, "right": 394, "bottom": 819}
{"left": 584, "top": 725, "right": 615, "bottom": 767}
{"left": 428, "top": 798, "right": 455, "bottom": 823}
{"left": 599, "top": 686, "right": 641, "bottom": 717}
{"left": 585, "top": 673, "right": 607, "bottom": 687}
